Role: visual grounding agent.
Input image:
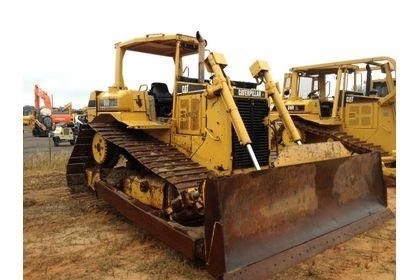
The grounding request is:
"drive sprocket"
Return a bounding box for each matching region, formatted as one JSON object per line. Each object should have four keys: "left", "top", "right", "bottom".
{"left": 92, "top": 132, "right": 108, "bottom": 164}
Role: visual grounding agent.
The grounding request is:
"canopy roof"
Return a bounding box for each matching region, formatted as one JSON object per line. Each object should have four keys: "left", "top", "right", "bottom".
{"left": 117, "top": 33, "right": 200, "bottom": 57}
{"left": 290, "top": 57, "right": 396, "bottom": 75}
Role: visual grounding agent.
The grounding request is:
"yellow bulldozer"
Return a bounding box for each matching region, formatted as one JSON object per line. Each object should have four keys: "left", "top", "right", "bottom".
{"left": 277, "top": 57, "right": 396, "bottom": 186}
{"left": 66, "top": 32, "right": 393, "bottom": 279}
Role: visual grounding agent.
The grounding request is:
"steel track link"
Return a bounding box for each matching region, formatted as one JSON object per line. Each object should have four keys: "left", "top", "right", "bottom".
{"left": 293, "top": 119, "right": 389, "bottom": 156}
{"left": 66, "top": 123, "right": 95, "bottom": 193}
{"left": 66, "top": 121, "right": 210, "bottom": 194}
{"left": 292, "top": 119, "right": 396, "bottom": 187}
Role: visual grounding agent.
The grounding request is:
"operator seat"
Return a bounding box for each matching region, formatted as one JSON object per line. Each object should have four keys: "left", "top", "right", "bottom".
{"left": 320, "top": 101, "right": 333, "bottom": 117}
{"left": 149, "top": 82, "right": 173, "bottom": 117}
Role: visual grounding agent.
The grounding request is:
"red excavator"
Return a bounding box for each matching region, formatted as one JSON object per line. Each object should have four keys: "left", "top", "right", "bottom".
{"left": 32, "top": 85, "right": 73, "bottom": 137}
{"left": 53, "top": 101, "right": 73, "bottom": 124}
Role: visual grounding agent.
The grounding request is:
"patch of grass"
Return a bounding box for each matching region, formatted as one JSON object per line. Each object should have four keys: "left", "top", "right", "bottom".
{"left": 23, "top": 151, "right": 70, "bottom": 174}
{"left": 97, "top": 257, "right": 119, "bottom": 274}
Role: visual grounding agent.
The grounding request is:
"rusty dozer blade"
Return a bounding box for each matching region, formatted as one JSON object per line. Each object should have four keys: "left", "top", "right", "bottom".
{"left": 274, "top": 141, "right": 352, "bottom": 167}
{"left": 204, "top": 151, "right": 393, "bottom": 279}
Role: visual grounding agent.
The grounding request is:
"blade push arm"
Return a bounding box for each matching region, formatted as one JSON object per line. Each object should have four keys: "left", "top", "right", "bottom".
{"left": 204, "top": 53, "right": 261, "bottom": 170}
{"left": 250, "top": 60, "right": 302, "bottom": 145}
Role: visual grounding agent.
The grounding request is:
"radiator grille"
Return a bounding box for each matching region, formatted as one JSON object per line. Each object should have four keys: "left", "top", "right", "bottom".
{"left": 232, "top": 98, "right": 269, "bottom": 169}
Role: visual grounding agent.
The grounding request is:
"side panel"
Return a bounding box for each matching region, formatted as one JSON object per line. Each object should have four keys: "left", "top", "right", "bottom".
{"left": 343, "top": 100, "right": 396, "bottom": 153}
{"left": 345, "top": 102, "right": 375, "bottom": 129}
{"left": 175, "top": 83, "right": 205, "bottom": 135}
{"left": 173, "top": 82, "right": 233, "bottom": 176}
{"left": 193, "top": 98, "right": 233, "bottom": 175}
{"left": 172, "top": 82, "right": 205, "bottom": 157}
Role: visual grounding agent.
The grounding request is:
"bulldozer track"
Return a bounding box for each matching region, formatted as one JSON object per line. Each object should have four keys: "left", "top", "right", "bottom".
{"left": 293, "top": 119, "right": 389, "bottom": 156}
{"left": 66, "top": 120, "right": 210, "bottom": 195}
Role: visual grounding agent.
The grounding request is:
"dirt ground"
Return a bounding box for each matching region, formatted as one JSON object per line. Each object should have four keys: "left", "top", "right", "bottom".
{"left": 23, "top": 127, "right": 396, "bottom": 280}
{"left": 23, "top": 174, "right": 396, "bottom": 280}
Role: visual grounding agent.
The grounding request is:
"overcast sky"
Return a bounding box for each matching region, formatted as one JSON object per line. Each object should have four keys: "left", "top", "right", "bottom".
{"left": 3, "top": 0, "right": 419, "bottom": 278}
{"left": 18, "top": 0, "right": 412, "bottom": 109}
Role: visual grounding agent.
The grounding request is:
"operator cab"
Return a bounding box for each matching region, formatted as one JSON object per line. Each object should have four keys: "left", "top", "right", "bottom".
{"left": 149, "top": 82, "right": 172, "bottom": 117}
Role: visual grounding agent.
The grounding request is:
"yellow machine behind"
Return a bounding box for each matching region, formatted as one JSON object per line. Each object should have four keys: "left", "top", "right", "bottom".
{"left": 277, "top": 57, "right": 396, "bottom": 185}
{"left": 23, "top": 115, "right": 35, "bottom": 126}
{"left": 66, "top": 32, "right": 393, "bottom": 279}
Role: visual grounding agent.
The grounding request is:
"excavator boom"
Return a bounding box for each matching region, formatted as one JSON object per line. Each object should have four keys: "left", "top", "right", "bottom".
{"left": 34, "top": 84, "right": 52, "bottom": 109}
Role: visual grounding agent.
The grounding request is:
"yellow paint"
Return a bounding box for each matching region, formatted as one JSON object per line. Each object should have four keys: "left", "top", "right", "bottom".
{"left": 92, "top": 133, "right": 108, "bottom": 164}
{"left": 85, "top": 168, "right": 100, "bottom": 190}
{"left": 23, "top": 115, "right": 35, "bottom": 126}
{"left": 280, "top": 57, "right": 396, "bottom": 175}
{"left": 274, "top": 141, "right": 351, "bottom": 167}
{"left": 122, "top": 175, "right": 165, "bottom": 209}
